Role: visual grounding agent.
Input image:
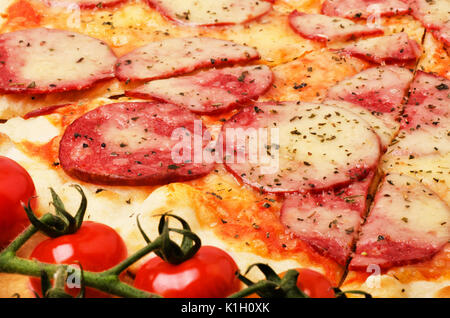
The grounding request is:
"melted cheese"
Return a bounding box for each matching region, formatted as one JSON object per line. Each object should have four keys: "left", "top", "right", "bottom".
{"left": 0, "top": 0, "right": 447, "bottom": 299}
{"left": 0, "top": 116, "right": 58, "bottom": 143}
{"left": 0, "top": 1, "right": 15, "bottom": 28}
{"left": 146, "top": 0, "right": 272, "bottom": 26}
{"left": 0, "top": 28, "right": 116, "bottom": 91}
{"left": 0, "top": 106, "right": 343, "bottom": 296}
{"left": 381, "top": 153, "right": 450, "bottom": 205}
{"left": 365, "top": 173, "right": 449, "bottom": 244}
{"left": 417, "top": 32, "right": 450, "bottom": 79}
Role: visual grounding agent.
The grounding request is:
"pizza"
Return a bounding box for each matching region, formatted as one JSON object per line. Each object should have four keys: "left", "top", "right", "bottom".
{"left": 0, "top": 0, "right": 448, "bottom": 299}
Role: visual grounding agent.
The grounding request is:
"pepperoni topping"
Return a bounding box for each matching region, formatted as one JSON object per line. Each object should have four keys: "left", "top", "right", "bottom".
{"left": 23, "top": 104, "right": 70, "bottom": 119}
{"left": 350, "top": 174, "right": 450, "bottom": 270}
{"left": 126, "top": 65, "right": 273, "bottom": 115}
{"left": 145, "top": 0, "right": 272, "bottom": 26}
{"left": 43, "top": 0, "right": 127, "bottom": 9}
{"left": 288, "top": 11, "right": 383, "bottom": 43}
{"left": 323, "top": 100, "right": 399, "bottom": 150}
{"left": 59, "top": 102, "right": 214, "bottom": 186}
{"left": 432, "top": 28, "right": 450, "bottom": 47}
{"left": 220, "top": 102, "right": 381, "bottom": 193}
{"left": 326, "top": 66, "right": 414, "bottom": 115}
{"left": 116, "top": 37, "right": 260, "bottom": 82}
{"left": 402, "top": 71, "right": 450, "bottom": 130}
{"left": 281, "top": 172, "right": 374, "bottom": 265}
{"left": 341, "top": 33, "right": 422, "bottom": 64}
{"left": 0, "top": 28, "right": 116, "bottom": 95}
{"left": 389, "top": 71, "right": 450, "bottom": 157}
{"left": 321, "top": 0, "right": 410, "bottom": 19}
{"left": 409, "top": 0, "right": 450, "bottom": 46}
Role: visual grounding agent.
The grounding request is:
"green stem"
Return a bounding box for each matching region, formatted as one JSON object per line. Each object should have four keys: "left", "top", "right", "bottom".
{"left": 2, "top": 214, "right": 55, "bottom": 254}
{"left": 0, "top": 255, "right": 159, "bottom": 298}
{"left": 227, "top": 281, "right": 278, "bottom": 298}
{"left": 101, "top": 237, "right": 163, "bottom": 277}
{"left": 0, "top": 216, "right": 165, "bottom": 298}
{"left": 53, "top": 266, "right": 67, "bottom": 290}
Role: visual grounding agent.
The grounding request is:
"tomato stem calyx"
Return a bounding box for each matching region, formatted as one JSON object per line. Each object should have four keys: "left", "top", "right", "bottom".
{"left": 23, "top": 185, "right": 87, "bottom": 238}
{"left": 333, "top": 288, "right": 372, "bottom": 298}
{"left": 137, "top": 213, "right": 201, "bottom": 265}
{"left": 231, "top": 263, "right": 309, "bottom": 298}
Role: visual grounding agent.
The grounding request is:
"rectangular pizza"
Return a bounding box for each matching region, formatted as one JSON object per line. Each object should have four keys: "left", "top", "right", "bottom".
{"left": 0, "top": 0, "right": 448, "bottom": 299}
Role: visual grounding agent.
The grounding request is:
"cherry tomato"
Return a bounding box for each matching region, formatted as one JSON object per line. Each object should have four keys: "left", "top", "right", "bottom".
{"left": 134, "top": 245, "right": 241, "bottom": 298}
{"left": 0, "top": 156, "right": 36, "bottom": 248}
{"left": 30, "top": 221, "right": 127, "bottom": 298}
{"left": 285, "top": 268, "right": 336, "bottom": 298}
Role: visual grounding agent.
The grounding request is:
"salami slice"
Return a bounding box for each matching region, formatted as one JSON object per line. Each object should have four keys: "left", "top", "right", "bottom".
{"left": 323, "top": 100, "right": 399, "bottom": 150}
{"left": 350, "top": 173, "right": 450, "bottom": 270}
{"left": 23, "top": 104, "right": 70, "bottom": 119}
{"left": 281, "top": 171, "right": 374, "bottom": 265}
{"left": 59, "top": 102, "right": 215, "bottom": 186}
{"left": 326, "top": 66, "right": 414, "bottom": 115}
{"left": 288, "top": 11, "right": 383, "bottom": 43}
{"left": 220, "top": 102, "right": 381, "bottom": 193}
{"left": 389, "top": 71, "right": 450, "bottom": 157}
{"left": 341, "top": 33, "right": 422, "bottom": 64}
{"left": 116, "top": 37, "right": 260, "bottom": 82}
{"left": 402, "top": 71, "right": 450, "bottom": 130}
{"left": 321, "top": 0, "right": 410, "bottom": 19}
{"left": 126, "top": 65, "right": 273, "bottom": 115}
{"left": 43, "top": 0, "right": 127, "bottom": 9}
{"left": 146, "top": 0, "right": 272, "bottom": 26}
{"left": 0, "top": 28, "right": 117, "bottom": 94}
{"left": 409, "top": 0, "right": 450, "bottom": 46}
{"left": 432, "top": 28, "right": 450, "bottom": 47}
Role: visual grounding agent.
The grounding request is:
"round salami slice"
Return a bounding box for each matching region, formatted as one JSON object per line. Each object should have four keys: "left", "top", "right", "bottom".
{"left": 326, "top": 66, "right": 414, "bottom": 116}
{"left": 59, "top": 102, "right": 215, "bottom": 186}
{"left": 43, "top": 0, "right": 127, "bottom": 9}
{"left": 341, "top": 33, "right": 422, "bottom": 65}
{"left": 219, "top": 102, "right": 381, "bottom": 193}
{"left": 289, "top": 11, "right": 383, "bottom": 43}
{"left": 116, "top": 37, "right": 260, "bottom": 82}
{"left": 389, "top": 71, "right": 450, "bottom": 157}
{"left": 350, "top": 173, "right": 450, "bottom": 270}
{"left": 402, "top": 71, "right": 450, "bottom": 131}
{"left": 146, "top": 0, "right": 272, "bottom": 26}
{"left": 0, "top": 28, "right": 117, "bottom": 94}
{"left": 409, "top": 0, "right": 450, "bottom": 46}
{"left": 126, "top": 65, "right": 273, "bottom": 115}
{"left": 280, "top": 171, "right": 375, "bottom": 265}
{"left": 321, "top": 0, "right": 410, "bottom": 19}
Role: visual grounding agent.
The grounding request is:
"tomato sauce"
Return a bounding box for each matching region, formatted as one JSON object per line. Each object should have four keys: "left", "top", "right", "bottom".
{"left": 5, "top": 0, "right": 41, "bottom": 28}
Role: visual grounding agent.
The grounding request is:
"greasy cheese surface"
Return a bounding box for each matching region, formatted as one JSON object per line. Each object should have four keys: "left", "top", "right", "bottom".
{"left": 0, "top": 0, "right": 448, "bottom": 299}
{"left": 0, "top": 102, "right": 344, "bottom": 297}
{"left": 0, "top": 27, "right": 116, "bottom": 92}
{"left": 357, "top": 173, "right": 449, "bottom": 248}
{"left": 146, "top": 0, "right": 273, "bottom": 26}
{"left": 115, "top": 37, "right": 260, "bottom": 81}
{"left": 223, "top": 102, "right": 381, "bottom": 193}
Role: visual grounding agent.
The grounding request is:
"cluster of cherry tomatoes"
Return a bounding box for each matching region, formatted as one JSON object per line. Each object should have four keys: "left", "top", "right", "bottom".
{"left": 0, "top": 156, "right": 335, "bottom": 298}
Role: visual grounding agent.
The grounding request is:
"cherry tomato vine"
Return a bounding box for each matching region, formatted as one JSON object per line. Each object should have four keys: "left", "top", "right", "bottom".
{"left": 0, "top": 185, "right": 371, "bottom": 298}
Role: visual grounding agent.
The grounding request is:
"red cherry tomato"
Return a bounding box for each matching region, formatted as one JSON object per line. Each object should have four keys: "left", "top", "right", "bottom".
{"left": 134, "top": 245, "right": 241, "bottom": 298}
{"left": 30, "top": 221, "right": 127, "bottom": 298}
{"left": 292, "top": 269, "right": 336, "bottom": 298}
{"left": 0, "top": 156, "right": 36, "bottom": 248}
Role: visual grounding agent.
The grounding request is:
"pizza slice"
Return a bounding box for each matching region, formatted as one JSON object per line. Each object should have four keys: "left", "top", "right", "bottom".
{"left": 342, "top": 70, "right": 450, "bottom": 298}
{"left": 0, "top": 0, "right": 448, "bottom": 299}
{"left": 0, "top": 0, "right": 322, "bottom": 119}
